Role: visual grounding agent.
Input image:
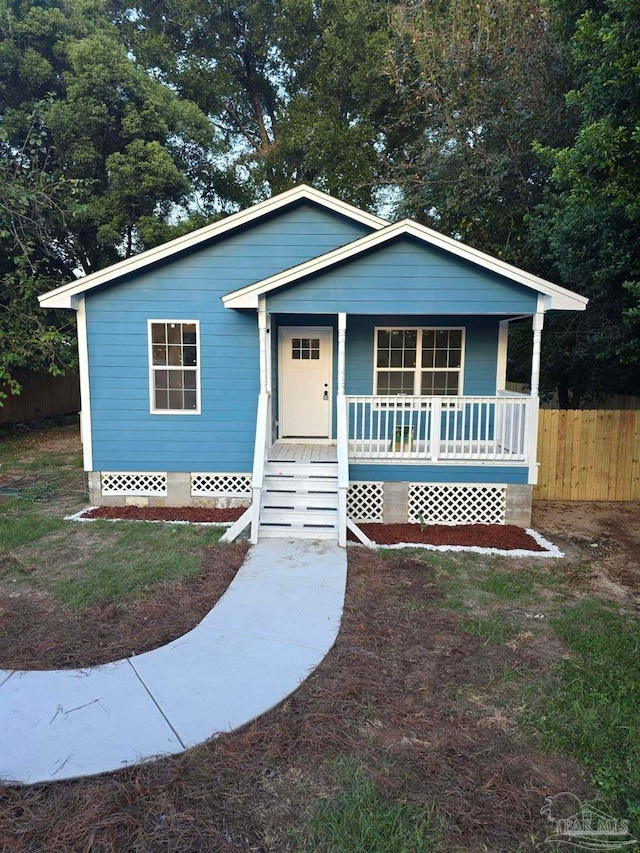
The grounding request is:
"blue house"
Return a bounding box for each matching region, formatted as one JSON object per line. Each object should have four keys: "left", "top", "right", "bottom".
{"left": 40, "top": 186, "right": 587, "bottom": 546}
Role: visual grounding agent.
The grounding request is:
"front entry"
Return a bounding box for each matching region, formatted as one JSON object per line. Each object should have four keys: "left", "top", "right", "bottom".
{"left": 278, "top": 327, "right": 333, "bottom": 438}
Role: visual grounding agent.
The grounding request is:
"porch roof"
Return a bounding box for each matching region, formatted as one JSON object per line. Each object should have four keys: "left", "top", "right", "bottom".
{"left": 222, "top": 219, "right": 588, "bottom": 313}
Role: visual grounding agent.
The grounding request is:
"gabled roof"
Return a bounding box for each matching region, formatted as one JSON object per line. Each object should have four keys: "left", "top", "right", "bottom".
{"left": 39, "top": 185, "right": 388, "bottom": 309}
{"left": 223, "top": 218, "right": 588, "bottom": 312}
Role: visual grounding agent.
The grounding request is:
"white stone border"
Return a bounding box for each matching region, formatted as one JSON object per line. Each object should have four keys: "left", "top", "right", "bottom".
{"left": 351, "top": 528, "right": 563, "bottom": 558}
{"left": 64, "top": 507, "right": 233, "bottom": 528}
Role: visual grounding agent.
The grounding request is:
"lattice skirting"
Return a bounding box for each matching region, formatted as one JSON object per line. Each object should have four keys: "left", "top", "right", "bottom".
{"left": 191, "top": 473, "right": 252, "bottom": 497}
{"left": 348, "top": 482, "right": 384, "bottom": 522}
{"left": 408, "top": 484, "right": 507, "bottom": 525}
{"left": 101, "top": 472, "right": 167, "bottom": 496}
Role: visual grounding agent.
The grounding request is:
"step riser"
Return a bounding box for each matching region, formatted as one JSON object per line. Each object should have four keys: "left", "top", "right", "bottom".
{"left": 265, "top": 463, "right": 338, "bottom": 478}
{"left": 259, "top": 509, "right": 338, "bottom": 526}
{"left": 262, "top": 495, "right": 338, "bottom": 510}
{"left": 258, "top": 528, "right": 337, "bottom": 540}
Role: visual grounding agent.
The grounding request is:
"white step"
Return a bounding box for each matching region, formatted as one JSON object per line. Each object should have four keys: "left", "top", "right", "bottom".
{"left": 264, "top": 462, "right": 338, "bottom": 478}
{"left": 263, "top": 476, "right": 338, "bottom": 494}
{"left": 261, "top": 494, "right": 339, "bottom": 510}
{"left": 257, "top": 527, "right": 337, "bottom": 540}
{"left": 259, "top": 508, "right": 338, "bottom": 526}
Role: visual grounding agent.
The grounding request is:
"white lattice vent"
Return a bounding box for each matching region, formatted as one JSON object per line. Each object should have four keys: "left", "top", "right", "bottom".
{"left": 348, "top": 482, "right": 384, "bottom": 522}
{"left": 191, "top": 473, "right": 252, "bottom": 497}
{"left": 408, "top": 484, "right": 506, "bottom": 525}
{"left": 101, "top": 472, "right": 167, "bottom": 496}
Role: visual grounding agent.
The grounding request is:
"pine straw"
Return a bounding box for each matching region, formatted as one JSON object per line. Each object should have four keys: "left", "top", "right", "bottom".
{"left": 0, "top": 542, "right": 248, "bottom": 670}
{"left": 0, "top": 549, "right": 588, "bottom": 852}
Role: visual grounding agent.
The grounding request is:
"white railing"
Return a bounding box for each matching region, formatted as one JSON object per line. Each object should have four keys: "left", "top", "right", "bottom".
{"left": 346, "top": 395, "right": 532, "bottom": 463}
{"left": 250, "top": 392, "right": 270, "bottom": 543}
{"left": 336, "top": 394, "right": 349, "bottom": 547}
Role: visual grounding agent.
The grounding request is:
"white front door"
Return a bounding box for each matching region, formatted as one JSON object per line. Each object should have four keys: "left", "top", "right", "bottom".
{"left": 279, "top": 327, "right": 333, "bottom": 438}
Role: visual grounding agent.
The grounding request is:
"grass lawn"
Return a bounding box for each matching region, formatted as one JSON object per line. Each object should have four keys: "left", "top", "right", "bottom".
{"left": 1, "top": 419, "right": 639, "bottom": 852}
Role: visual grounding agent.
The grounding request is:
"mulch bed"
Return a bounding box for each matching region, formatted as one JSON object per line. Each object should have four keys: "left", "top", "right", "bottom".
{"left": 0, "top": 549, "right": 588, "bottom": 852}
{"left": 0, "top": 542, "right": 248, "bottom": 670}
{"left": 80, "top": 505, "right": 246, "bottom": 522}
{"left": 78, "top": 508, "right": 547, "bottom": 552}
{"left": 352, "top": 521, "right": 546, "bottom": 551}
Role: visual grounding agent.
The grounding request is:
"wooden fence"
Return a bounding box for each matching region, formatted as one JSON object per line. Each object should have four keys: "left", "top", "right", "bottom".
{"left": 0, "top": 369, "right": 80, "bottom": 425}
{"left": 534, "top": 409, "right": 640, "bottom": 501}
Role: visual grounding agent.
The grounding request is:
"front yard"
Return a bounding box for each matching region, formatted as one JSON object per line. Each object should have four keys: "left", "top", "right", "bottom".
{"left": 1, "top": 419, "right": 638, "bottom": 851}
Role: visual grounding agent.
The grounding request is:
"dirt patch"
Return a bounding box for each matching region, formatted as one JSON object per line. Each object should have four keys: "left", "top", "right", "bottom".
{"left": 533, "top": 501, "right": 640, "bottom": 604}
{"left": 0, "top": 549, "right": 588, "bottom": 852}
{"left": 80, "top": 505, "right": 246, "bottom": 523}
{"left": 0, "top": 542, "right": 248, "bottom": 670}
{"left": 351, "top": 521, "right": 546, "bottom": 551}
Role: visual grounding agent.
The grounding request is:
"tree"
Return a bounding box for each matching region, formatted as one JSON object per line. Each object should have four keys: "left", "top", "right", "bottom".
{"left": 383, "top": 0, "right": 576, "bottom": 267}
{"left": 529, "top": 0, "right": 640, "bottom": 404}
{"left": 109, "top": 0, "right": 398, "bottom": 208}
{"left": 0, "top": 0, "right": 215, "bottom": 394}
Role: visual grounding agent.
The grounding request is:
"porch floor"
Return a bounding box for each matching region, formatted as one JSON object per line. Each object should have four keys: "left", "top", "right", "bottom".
{"left": 268, "top": 442, "right": 337, "bottom": 462}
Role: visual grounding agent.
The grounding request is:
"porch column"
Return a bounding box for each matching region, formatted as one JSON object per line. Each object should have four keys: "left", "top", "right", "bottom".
{"left": 527, "top": 311, "right": 544, "bottom": 486}
{"left": 337, "top": 313, "right": 347, "bottom": 547}
{"left": 530, "top": 312, "right": 544, "bottom": 396}
{"left": 258, "top": 295, "right": 268, "bottom": 394}
{"left": 337, "top": 313, "right": 346, "bottom": 396}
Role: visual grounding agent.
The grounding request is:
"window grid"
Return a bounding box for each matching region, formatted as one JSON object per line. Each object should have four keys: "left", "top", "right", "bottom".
{"left": 291, "top": 337, "right": 320, "bottom": 360}
{"left": 148, "top": 320, "right": 200, "bottom": 414}
{"left": 375, "top": 328, "right": 464, "bottom": 396}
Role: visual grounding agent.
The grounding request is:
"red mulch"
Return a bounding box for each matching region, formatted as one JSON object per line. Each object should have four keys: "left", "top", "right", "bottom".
{"left": 351, "top": 522, "right": 545, "bottom": 551}
{"left": 81, "top": 505, "right": 246, "bottom": 522}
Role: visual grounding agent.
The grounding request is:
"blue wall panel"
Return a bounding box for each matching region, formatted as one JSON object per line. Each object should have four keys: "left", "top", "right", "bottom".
{"left": 267, "top": 236, "right": 538, "bottom": 314}
{"left": 87, "top": 203, "right": 371, "bottom": 471}
{"left": 349, "top": 465, "right": 528, "bottom": 483}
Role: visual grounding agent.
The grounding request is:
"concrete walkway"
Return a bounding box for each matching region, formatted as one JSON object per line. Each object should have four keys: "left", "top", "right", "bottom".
{"left": 0, "top": 540, "right": 347, "bottom": 785}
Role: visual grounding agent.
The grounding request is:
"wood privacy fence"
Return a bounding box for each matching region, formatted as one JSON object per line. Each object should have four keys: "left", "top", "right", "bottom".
{"left": 534, "top": 409, "right": 640, "bottom": 501}
{"left": 0, "top": 370, "right": 80, "bottom": 425}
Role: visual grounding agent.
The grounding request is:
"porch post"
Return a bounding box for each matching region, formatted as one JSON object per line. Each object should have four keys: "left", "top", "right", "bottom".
{"left": 337, "top": 313, "right": 348, "bottom": 546}
{"left": 337, "top": 312, "right": 346, "bottom": 396}
{"left": 258, "top": 295, "right": 268, "bottom": 394}
{"left": 527, "top": 311, "right": 544, "bottom": 485}
{"left": 530, "top": 312, "right": 544, "bottom": 397}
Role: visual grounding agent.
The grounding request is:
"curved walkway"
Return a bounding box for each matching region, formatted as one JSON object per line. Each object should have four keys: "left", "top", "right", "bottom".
{"left": 0, "top": 539, "right": 347, "bottom": 785}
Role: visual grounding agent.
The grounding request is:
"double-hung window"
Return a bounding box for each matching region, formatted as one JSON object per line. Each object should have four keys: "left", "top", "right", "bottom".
{"left": 149, "top": 320, "right": 200, "bottom": 413}
{"left": 375, "top": 328, "right": 464, "bottom": 395}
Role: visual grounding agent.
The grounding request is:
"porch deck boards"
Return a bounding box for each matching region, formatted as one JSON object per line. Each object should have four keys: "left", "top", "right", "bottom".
{"left": 268, "top": 442, "right": 338, "bottom": 462}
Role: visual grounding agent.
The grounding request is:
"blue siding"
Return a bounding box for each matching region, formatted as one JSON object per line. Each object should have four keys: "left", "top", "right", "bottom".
{"left": 87, "top": 204, "right": 371, "bottom": 472}
{"left": 267, "top": 236, "right": 538, "bottom": 314}
{"left": 349, "top": 465, "right": 528, "bottom": 483}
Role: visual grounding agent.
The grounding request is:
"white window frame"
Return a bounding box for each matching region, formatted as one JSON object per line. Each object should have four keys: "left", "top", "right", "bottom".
{"left": 373, "top": 326, "right": 466, "bottom": 396}
{"left": 148, "top": 319, "right": 201, "bottom": 415}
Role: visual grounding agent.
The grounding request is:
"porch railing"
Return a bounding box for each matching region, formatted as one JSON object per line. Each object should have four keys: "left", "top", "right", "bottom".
{"left": 346, "top": 395, "right": 534, "bottom": 463}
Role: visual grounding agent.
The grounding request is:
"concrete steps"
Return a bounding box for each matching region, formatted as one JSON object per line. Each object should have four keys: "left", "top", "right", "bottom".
{"left": 258, "top": 461, "right": 339, "bottom": 540}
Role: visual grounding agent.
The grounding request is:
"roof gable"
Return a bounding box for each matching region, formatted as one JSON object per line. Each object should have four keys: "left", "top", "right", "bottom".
{"left": 223, "top": 219, "right": 588, "bottom": 313}
{"left": 39, "top": 185, "right": 387, "bottom": 309}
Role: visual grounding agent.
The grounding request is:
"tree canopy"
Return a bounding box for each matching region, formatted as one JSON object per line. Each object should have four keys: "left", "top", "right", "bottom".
{"left": 1, "top": 0, "right": 638, "bottom": 403}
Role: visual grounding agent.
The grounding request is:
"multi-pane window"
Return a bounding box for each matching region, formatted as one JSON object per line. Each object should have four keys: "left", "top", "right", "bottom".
{"left": 375, "top": 328, "right": 464, "bottom": 395}
{"left": 291, "top": 337, "right": 320, "bottom": 360}
{"left": 149, "top": 321, "right": 200, "bottom": 413}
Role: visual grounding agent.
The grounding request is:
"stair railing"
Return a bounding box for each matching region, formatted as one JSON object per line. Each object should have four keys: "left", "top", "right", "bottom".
{"left": 336, "top": 394, "right": 349, "bottom": 547}
{"left": 250, "top": 392, "right": 270, "bottom": 544}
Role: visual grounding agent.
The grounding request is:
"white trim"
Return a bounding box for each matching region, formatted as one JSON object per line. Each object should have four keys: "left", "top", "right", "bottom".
{"left": 76, "top": 296, "right": 93, "bottom": 471}
{"left": 222, "top": 219, "right": 589, "bottom": 311}
{"left": 278, "top": 326, "right": 333, "bottom": 439}
{"left": 373, "top": 326, "right": 466, "bottom": 396}
{"left": 496, "top": 320, "right": 509, "bottom": 392}
{"left": 147, "top": 319, "right": 201, "bottom": 415}
{"left": 39, "top": 186, "right": 387, "bottom": 309}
